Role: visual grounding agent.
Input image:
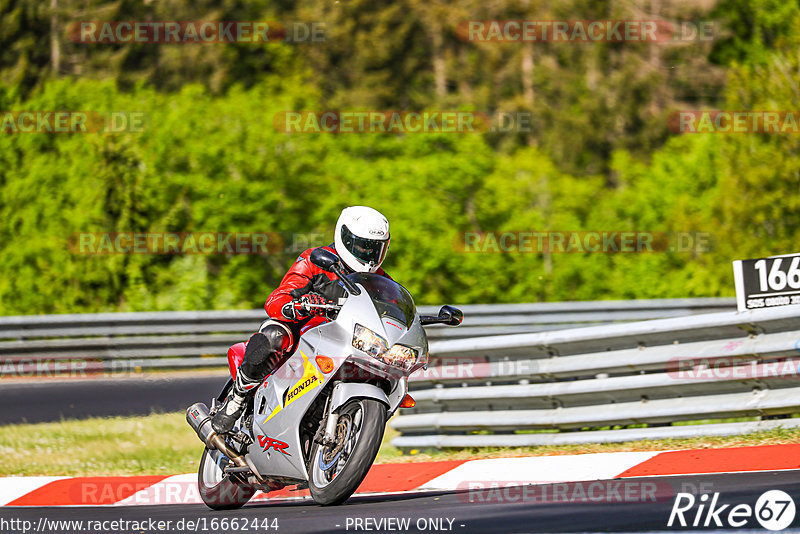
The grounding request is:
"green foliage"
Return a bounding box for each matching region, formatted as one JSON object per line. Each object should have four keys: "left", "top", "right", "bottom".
{"left": 1, "top": 0, "right": 734, "bottom": 175}
{"left": 1, "top": 1, "right": 799, "bottom": 315}
{"left": 0, "top": 74, "right": 781, "bottom": 315}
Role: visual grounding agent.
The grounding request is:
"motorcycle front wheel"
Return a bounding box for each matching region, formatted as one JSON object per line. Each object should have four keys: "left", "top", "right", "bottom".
{"left": 197, "top": 447, "right": 256, "bottom": 510}
{"left": 309, "top": 398, "right": 387, "bottom": 505}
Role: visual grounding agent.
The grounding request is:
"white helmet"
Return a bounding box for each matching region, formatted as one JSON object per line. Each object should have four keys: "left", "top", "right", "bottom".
{"left": 334, "top": 206, "right": 390, "bottom": 273}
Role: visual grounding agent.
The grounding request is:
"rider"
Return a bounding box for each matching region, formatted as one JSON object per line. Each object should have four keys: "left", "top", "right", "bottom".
{"left": 211, "top": 206, "right": 392, "bottom": 433}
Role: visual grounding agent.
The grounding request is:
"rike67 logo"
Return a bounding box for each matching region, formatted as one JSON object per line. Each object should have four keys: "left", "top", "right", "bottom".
{"left": 668, "top": 490, "right": 796, "bottom": 530}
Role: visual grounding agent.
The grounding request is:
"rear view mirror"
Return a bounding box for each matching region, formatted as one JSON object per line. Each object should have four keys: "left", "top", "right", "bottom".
{"left": 309, "top": 247, "right": 361, "bottom": 296}
{"left": 419, "top": 305, "right": 463, "bottom": 326}
{"left": 437, "top": 305, "right": 463, "bottom": 326}
{"left": 310, "top": 248, "right": 340, "bottom": 272}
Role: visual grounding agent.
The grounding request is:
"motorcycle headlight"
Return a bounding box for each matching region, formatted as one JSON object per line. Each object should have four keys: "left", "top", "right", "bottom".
{"left": 382, "top": 344, "right": 419, "bottom": 371}
{"left": 352, "top": 324, "right": 388, "bottom": 356}
{"left": 352, "top": 324, "right": 419, "bottom": 370}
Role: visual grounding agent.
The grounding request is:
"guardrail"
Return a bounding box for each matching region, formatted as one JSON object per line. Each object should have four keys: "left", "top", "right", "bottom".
{"left": 0, "top": 298, "right": 733, "bottom": 372}
{"left": 6, "top": 296, "right": 795, "bottom": 447}
{"left": 391, "top": 304, "right": 800, "bottom": 449}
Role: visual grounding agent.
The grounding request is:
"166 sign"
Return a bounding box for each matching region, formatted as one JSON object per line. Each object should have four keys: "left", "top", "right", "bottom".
{"left": 733, "top": 253, "right": 800, "bottom": 311}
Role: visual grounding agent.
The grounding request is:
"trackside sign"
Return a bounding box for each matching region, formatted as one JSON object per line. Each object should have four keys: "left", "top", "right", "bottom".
{"left": 733, "top": 253, "right": 800, "bottom": 311}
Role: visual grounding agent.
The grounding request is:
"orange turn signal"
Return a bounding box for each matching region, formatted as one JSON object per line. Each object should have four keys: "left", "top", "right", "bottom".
{"left": 315, "top": 355, "right": 335, "bottom": 373}
{"left": 400, "top": 394, "right": 416, "bottom": 408}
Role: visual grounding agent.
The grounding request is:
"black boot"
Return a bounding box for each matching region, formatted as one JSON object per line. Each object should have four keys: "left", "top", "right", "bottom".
{"left": 211, "top": 369, "right": 260, "bottom": 434}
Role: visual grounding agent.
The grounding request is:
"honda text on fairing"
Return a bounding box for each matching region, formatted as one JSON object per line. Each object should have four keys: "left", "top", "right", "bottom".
{"left": 186, "top": 248, "right": 463, "bottom": 508}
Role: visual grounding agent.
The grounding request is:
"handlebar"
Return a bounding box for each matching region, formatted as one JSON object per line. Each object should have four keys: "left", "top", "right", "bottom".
{"left": 301, "top": 302, "right": 342, "bottom": 311}
{"left": 293, "top": 300, "right": 343, "bottom": 318}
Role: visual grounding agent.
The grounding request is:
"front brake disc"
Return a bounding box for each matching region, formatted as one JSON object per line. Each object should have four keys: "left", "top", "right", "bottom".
{"left": 323, "top": 414, "right": 351, "bottom": 464}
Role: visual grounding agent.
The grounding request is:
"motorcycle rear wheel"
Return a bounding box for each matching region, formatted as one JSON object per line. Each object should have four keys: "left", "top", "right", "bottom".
{"left": 309, "top": 398, "right": 387, "bottom": 506}
{"left": 198, "top": 447, "right": 256, "bottom": 510}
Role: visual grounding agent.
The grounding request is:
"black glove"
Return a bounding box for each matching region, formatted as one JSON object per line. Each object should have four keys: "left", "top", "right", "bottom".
{"left": 290, "top": 274, "right": 346, "bottom": 302}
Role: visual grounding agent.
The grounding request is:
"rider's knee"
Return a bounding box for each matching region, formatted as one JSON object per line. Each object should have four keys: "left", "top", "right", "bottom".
{"left": 259, "top": 324, "right": 292, "bottom": 356}
{"left": 241, "top": 324, "right": 293, "bottom": 379}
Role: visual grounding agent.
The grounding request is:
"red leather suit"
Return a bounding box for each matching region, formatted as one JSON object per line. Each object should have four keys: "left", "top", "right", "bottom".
{"left": 227, "top": 245, "right": 390, "bottom": 378}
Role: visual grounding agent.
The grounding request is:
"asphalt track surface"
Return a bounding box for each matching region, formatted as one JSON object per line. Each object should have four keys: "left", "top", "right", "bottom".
{"left": 4, "top": 471, "right": 800, "bottom": 533}
{"left": 0, "top": 374, "right": 228, "bottom": 424}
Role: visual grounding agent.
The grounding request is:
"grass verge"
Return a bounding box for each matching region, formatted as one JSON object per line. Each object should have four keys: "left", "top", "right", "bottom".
{"left": 2, "top": 413, "right": 799, "bottom": 476}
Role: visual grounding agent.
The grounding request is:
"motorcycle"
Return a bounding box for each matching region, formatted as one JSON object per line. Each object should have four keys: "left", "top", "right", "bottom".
{"left": 186, "top": 247, "right": 463, "bottom": 509}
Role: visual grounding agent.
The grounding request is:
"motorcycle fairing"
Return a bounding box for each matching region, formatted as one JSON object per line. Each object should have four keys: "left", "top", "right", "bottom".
{"left": 246, "top": 281, "right": 425, "bottom": 482}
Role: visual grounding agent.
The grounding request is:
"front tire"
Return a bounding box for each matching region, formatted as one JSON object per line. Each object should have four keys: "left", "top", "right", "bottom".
{"left": 198, "top": 447, "right": 256, "bottom": 510}
{"left": 309, "top": 399, "right": 387, "bottom": 506}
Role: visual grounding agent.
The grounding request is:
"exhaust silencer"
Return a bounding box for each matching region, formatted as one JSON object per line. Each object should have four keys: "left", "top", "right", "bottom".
{"left": 186, "top": 403, "right": 248, "bottom": 470}
{"left": 186, "top": 403, "right": 216, "bottom": 443}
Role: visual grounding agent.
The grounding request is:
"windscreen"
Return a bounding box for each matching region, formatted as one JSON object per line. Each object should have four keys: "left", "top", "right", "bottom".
{"left": 346, "top": 273, "right": 416, "bottom": 327}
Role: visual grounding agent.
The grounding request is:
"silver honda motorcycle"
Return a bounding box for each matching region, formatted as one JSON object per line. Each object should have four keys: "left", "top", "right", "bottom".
{"left": 186, "top": 248, "right": 462, "bottom": 509}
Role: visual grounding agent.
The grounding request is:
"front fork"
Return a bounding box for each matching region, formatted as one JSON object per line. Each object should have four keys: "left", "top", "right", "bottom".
{"left": 323, "top": 412, "right": 340, "bottom": 443}
{"left": 314, "top": 382, "right": 340, "bottom": 448}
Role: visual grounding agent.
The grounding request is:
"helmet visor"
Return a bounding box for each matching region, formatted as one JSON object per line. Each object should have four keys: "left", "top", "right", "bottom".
{"left": 341, "top": 225, "right": 389, "bottom": 267}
